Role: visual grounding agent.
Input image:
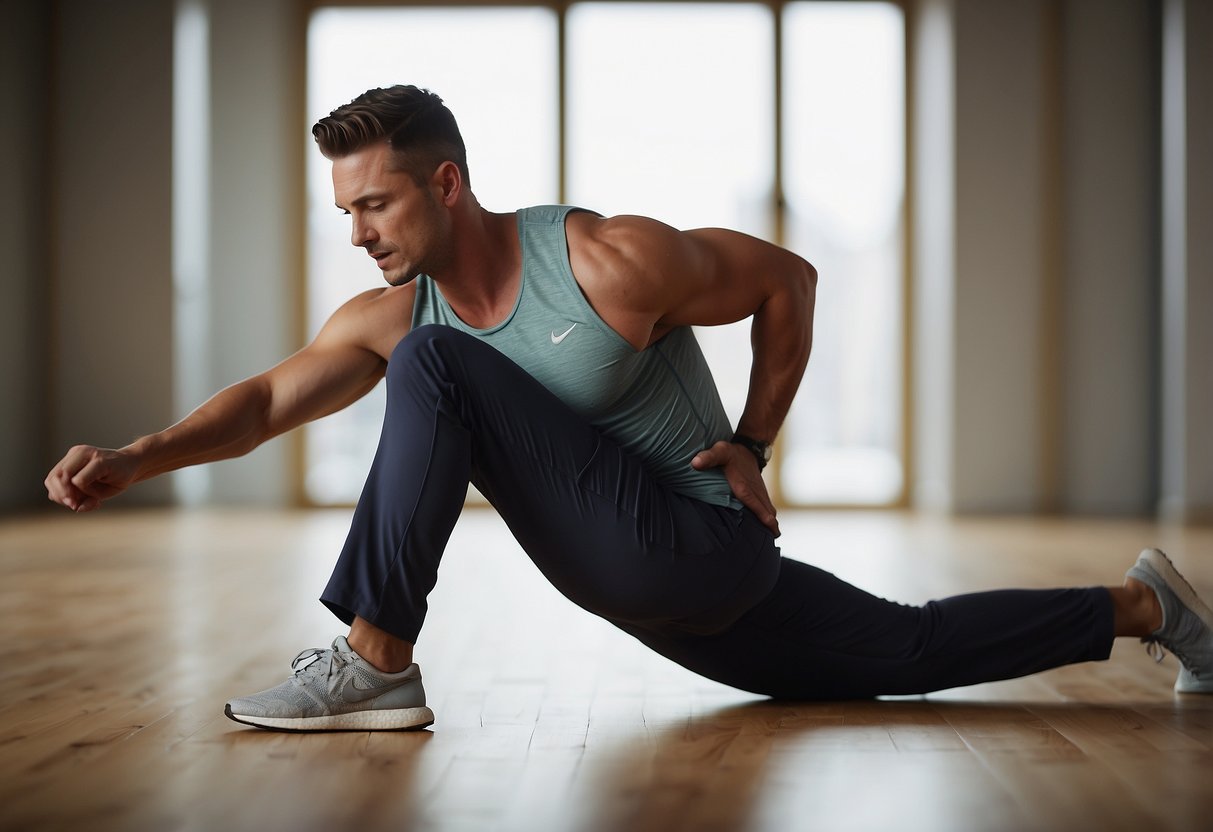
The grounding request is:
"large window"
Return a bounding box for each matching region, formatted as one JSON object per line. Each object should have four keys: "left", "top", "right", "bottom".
{"left": 304, "top": 1, "right": 905, "bottom": 507}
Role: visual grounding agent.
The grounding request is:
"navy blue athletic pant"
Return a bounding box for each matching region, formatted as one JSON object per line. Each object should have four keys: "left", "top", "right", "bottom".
{"left": 322, "top": 325, "right": 1114, "bottom": 699}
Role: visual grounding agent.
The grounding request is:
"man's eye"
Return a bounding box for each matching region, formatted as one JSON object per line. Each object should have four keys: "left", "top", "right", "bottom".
{"left": 368, "top": 203, "right": 384, "bottom": 212}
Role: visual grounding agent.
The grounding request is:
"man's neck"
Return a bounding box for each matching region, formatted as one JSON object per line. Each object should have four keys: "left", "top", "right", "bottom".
{"left": 429, "top": 205, "right": 521, "bottom": 330}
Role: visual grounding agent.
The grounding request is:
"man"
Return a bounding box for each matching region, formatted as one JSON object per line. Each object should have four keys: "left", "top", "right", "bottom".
{"left": 46, "top": 86, "right": 1213, "bottom": 732}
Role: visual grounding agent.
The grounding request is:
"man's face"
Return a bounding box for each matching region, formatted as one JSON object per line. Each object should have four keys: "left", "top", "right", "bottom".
{"left": 332, "top": 142, "right": 449, "bottom": 286}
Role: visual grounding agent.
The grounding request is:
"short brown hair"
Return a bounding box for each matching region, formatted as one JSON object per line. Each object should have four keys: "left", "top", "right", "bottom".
{"left": 312, "top": 85, "right": 470, "bottom": 186}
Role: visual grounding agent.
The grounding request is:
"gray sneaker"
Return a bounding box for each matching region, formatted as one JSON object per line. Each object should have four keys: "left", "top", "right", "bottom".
{"left": 225, "top": 636, "right": 435, "bottom": 731}
{"left": 1125, "top": 548, "right": 1213, "bottom": 694}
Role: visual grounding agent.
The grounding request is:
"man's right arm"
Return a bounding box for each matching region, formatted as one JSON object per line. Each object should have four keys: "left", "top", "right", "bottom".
{"left": 45, "top": 287, "right": 410, "bottom": 512}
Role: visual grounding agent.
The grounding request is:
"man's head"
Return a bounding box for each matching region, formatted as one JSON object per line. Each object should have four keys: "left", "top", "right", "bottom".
{"left": 313, "top": 85, "right": 469, "bottom": 188}
{"left": 318, "top": 86, "right": 468, "bottom": 286}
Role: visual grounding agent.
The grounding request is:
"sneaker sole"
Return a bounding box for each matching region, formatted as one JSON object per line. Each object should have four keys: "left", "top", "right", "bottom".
{"left": 224, "top": 704, "right": 435, "bottom": 733}
{"left": 1139, "top": 548, "right": 1213, "bottom": 631}
{"left": 1177, "top": 668, "right": 1213, "bottom": 694}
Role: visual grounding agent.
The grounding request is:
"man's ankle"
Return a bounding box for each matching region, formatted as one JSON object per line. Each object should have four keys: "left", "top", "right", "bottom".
{"left": 347, "top": 617, "right": 414, "bottom": 673}
{"left": 1126, "top": 577, "right": 1163, "bottom": 634}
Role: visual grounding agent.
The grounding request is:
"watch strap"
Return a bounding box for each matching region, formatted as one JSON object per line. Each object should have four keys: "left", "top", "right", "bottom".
{"left": 731, "top": 432, "right": 771, "bottom": 471}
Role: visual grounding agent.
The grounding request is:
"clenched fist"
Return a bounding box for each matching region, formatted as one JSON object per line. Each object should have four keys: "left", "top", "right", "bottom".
{"left": 45, "top": 445, "right": 141, "bottom": 512}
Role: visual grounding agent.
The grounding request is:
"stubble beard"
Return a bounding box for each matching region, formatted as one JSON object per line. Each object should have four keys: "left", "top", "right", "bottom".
{"left": 384, "top": 266, "right": 420, "bottom": 287}
{"left": 383, "top": 192, "right": 454, "bottom": 287}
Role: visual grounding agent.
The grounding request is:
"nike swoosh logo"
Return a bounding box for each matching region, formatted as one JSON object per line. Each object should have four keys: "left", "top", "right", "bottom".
{"left": 551, "top": 323, "right": 577, "bottom": 344}
{"left": 340, "top": 675, "right": 407, "bottom": 703}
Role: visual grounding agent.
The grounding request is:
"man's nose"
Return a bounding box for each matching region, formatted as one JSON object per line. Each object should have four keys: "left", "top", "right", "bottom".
{"left": 351, "top": 217, "right": 378, "bottom": 248}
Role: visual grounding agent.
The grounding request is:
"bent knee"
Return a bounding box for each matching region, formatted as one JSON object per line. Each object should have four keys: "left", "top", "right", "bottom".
{"left": 389, "top": 324, "right": 461, "bottom": 365}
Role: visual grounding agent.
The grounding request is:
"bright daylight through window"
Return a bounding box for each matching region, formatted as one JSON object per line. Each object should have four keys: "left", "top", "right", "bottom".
{"left": 305, "top": 2, "right": 904, "bottom": 507}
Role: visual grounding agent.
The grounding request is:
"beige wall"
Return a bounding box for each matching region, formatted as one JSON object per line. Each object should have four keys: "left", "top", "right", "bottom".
{"left": 950, "top": 0, "right": 1050, "bottom": 511}
{"left": 1, "top": 0, "right": 1210, "bottom": 518}
{"left": 1159, "top": 0, "right": 1213, "bottom": 522}
{"left": 0, "top": 0, "right": 300, "bottom": 511}
{"left": 50, "top": 0, "right": 176, "bottom": 506}
{"left": 910, "top": 0, "right": 1210, "bottom": 518}
{"left": 1060, "top": 0, "right": 1156, "bottom": 514}
{"left": 0, "top": 0, "right": 51, "bottom": 511}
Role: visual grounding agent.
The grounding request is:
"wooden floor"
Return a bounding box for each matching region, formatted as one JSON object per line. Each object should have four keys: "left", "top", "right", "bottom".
{"left": 2, "top": 507, "right": 1212, "bottom": 832}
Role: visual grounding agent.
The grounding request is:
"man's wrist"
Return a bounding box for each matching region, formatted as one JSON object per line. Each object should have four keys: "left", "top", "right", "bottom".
{"left": 731, "top": 432, "right": 772, "bottom": 470}
{"left": 120, "top": 436, "right": 157, "bottom": 479}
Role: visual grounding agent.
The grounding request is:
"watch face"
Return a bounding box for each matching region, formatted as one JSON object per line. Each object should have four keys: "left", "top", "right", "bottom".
{"left": 760, "top": 444, "right": 773, "bottom": 461}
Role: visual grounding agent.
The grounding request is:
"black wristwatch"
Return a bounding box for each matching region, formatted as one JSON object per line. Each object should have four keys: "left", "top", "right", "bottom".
{"left": 731, "top": 432, "right": 772, "bottom": 471}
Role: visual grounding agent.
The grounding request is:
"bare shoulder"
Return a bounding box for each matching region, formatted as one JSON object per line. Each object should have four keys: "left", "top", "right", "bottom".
{"left": 564, "top": 212, "right": 705, "bottom": 348}
{"left": 317, "top": 284, "right": 416, "bottom": 361}
{"left": 565, "top": 210, "right": 815, "bottom": 338}
{"left": 565, "top": 212, "right": 704, "bottom": 285}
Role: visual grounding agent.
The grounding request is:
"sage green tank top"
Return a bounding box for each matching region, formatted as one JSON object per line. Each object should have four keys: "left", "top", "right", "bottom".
{"left": 411, "top": 205, "right": 737, "bottom": 507}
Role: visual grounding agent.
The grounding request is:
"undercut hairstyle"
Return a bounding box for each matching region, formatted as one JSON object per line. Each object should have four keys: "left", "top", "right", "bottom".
{"left": 312, "top": 85, "right": 470, "bottom": 187}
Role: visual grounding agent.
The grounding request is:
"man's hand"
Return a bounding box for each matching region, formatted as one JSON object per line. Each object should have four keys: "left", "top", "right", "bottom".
{"left": 691, "top": 440, "right": 780, "bottom": 537}
{"left": 45, "top": 445, "right": 141, "bottom": 513}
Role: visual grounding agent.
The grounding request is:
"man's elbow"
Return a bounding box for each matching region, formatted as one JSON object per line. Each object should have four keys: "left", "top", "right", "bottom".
{"left": 792, "top": 258, "right": 816, "bottom": 360}
{"left": 792, "top": 257, "right": 818, "bottom": 304}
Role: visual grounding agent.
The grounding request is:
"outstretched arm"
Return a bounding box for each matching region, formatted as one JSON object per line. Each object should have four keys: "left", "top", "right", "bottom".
{"left": 567, "top": 214, "right": 817, "bottom": 535}
{"left": 45, "top": 287, "right": 408, "bottom": 512}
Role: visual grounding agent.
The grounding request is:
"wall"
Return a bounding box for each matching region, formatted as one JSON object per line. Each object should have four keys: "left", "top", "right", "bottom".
{"left": 910, "top": 0, "right": 1210, "bottom": 518}
{"left": 1060, "top": 0, "right": 1157, "bottom": 514}
{"left": 48, "top": 0, "right": 176, "bottom": 506}
{"left": 0, "top": 0, "right": 302, "bottom": 512}
{"left": 1159, "top": 0, "right": 1213, "bottom": 522}
{"left": 950, "top": 0, "right": 1050, "bottom": 511}
{"left": 0, "top": 0, "right": 51, "bottom": 512}
{"left": 913, "top": 0, "right": 1057, "bottom": 513}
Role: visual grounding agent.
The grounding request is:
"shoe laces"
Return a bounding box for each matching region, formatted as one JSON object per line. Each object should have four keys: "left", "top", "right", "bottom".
{"left": 1142, "top": 637, "right": 1200, "bottom": 678}
{"left": 290, "top": 646, "right": 355, "bottom": 693}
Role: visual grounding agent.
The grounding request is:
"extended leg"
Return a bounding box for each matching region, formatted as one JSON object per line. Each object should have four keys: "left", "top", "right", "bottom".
{"left": 615, "top": 557, "right": 1118, "bottom": 700}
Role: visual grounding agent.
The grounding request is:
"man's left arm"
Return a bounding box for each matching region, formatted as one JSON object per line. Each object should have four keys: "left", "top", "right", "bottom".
{"left": 673, "top": 227, "right": 817, "bottom": 536}
{"left": 569, "top": 215, "right": 817, "bottom": 535}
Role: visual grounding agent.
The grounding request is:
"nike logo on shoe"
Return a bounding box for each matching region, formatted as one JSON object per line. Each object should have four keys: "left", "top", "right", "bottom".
{"left": 551, "top": 323, "right": 577, "bottom": 344}
{"left": 340, "top": 674, "right": 407, "bottom": 703}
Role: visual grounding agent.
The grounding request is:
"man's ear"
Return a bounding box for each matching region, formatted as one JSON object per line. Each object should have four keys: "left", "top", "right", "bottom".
{"left": 432, "top": 161, "right": 462, "bottom": 206}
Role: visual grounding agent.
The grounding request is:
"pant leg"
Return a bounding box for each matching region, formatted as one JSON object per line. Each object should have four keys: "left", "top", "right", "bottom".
{"left": 320, "top": 325, "right": 780, "bottom": 644}
{"left": 615, "top": 557, "right": 1116, "bottom": 699}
